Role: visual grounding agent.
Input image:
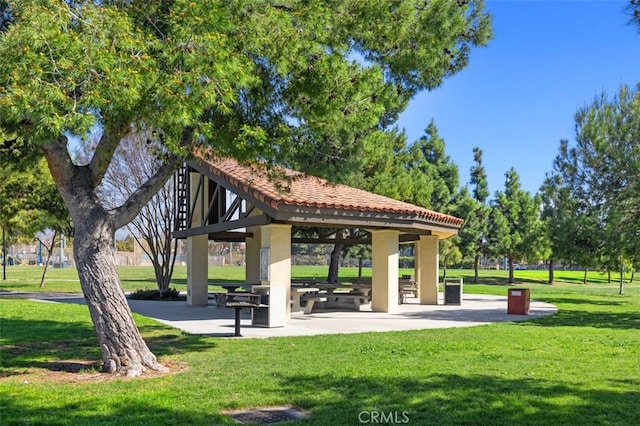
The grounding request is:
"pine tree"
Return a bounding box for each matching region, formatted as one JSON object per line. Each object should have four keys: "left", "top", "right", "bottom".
{"left": 492, "top": 168, "right": 545, "bottom": 283}
{"left": 458, "top": 147, "right": 490, "bottom": 283}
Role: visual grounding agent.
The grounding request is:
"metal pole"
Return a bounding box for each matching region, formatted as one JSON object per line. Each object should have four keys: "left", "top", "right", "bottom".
{"left": 234, "top": 307, "right": 242, "bottom": 337}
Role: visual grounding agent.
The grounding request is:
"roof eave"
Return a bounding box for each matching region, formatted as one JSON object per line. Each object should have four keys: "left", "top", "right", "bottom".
{"left": 273, "top": 205, "right": 461, "bottom": 237}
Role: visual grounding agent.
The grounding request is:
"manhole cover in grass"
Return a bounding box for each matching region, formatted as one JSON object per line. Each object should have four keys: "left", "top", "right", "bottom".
{"left": 227, "top": 406, "right": 309, "bottom": 424}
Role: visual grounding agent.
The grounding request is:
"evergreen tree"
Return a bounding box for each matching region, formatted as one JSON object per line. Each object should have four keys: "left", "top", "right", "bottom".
{"left": 457, "top": 147, "right": 490, "bottom": 283}
{"left": 0, "top": 155, "right": 71, "bottom": 285}
{"left": 539, "top": 172, "right": 570, "bottom": 284}
{"left": 548, "top": 85, "right": 640, "bottom": 292}
{"left": 492, "top": 168, "right": 545, "bottom": 283}
{"left": 407, "top": 120, "right": 460, "bottom": 213}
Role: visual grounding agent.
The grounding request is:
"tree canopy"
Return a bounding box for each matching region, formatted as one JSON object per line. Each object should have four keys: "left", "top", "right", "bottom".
{"left": 1, "top": 0, "right": 492, "bottom": 175}
{"left": 548, "top": 85, "right": 640, "bottom": 292}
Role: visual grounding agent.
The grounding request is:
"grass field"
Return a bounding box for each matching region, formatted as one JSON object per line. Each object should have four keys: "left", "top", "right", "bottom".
{"left": 1, "top": 266, "right": 639, "bottom": 425}
{"left": 0, "top": 263, "right": 635, "bottom": 294}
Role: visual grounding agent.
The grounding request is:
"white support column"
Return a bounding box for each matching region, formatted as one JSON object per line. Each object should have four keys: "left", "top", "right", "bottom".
{"left": 416, "top": 235, "right": 439, "bottom": 305}
{"left": 187, "top": 235, "right": 208, "bottom": 306}
{"left": 371, "top": 229, "right": 399, "bottom": 313}
{"left": 245, "top": 225, "right": 261, "bottom": 284}
{"left": 187, "top": 173, "right": 209, "bottom": 306}
{"left": 256, "top": 223, "right": 291, "bottom": 327}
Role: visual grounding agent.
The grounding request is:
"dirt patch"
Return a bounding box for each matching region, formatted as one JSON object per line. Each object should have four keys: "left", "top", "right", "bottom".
{"left": 0, "top": 358, "right": 189, "bottom": 384}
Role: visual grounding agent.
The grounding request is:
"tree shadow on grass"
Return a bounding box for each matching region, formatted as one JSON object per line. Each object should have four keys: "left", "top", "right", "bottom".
{"left": 539, "top": 296, "right": 631, "bottom": 307}
{"left": 518, "top": 299, "right": 640, "bottom": 330}
{"left": 0, "top": 395, "right": 234, "bottom": 426}
{"left": 0, "top": 283, "right": 39, "bottom": 292}
{"left": 517, "top": 306, "right": 640, "bottom": 330}
{"left": 0, "top": 316, "right": 218, "bottom": 378}
{"left": 552, "top": 274, "right": 613, "bottom": 285}
{"left": 2, "top": 371, "right": 638, "bottom": 425}
{"left": 451, "top": 271, "right": 549, "bottom": 286}
{"left": 276, "top": 373, "right": 640, "bottom": 426}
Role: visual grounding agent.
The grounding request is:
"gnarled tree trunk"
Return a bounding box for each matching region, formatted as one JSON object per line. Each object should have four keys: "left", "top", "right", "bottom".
{"left": 43, "top": 134, "right": 180, "bottom": 377}
{"left": 74, "top": 213, "right": 167, "bottom": 376}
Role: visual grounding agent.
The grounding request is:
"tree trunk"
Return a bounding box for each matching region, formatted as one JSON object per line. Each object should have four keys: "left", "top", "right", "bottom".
{"left": 583, "top": 269, "right": 588, "bottom": 284}
{"left": 358, "top": 257, "right": 363, "bottom": 279}
{"left": 619, "top": 262, "right": 625, "bottom": 295}
{"left": 39, "top": 231, "right": 57, "bottom": 288}
{"left": 327, "top": 242, "right": 343, "bottom": 284}
{"left": 607, "top": 270, "right": 611, "bottom": 283}
{"left": 74, "top": 215, "right": 167, "bottom": 376}
{"left": 43, "top": 138, "right": 171, "bottom": 377}
{"left": 508, "top": 257, "right": 514, "bottom": 283}
{"left": 630, "top": 269, "right": 635, "bottom": 283}
{"left": 548, "top": 259, "right": 554, "bottom": 284}
{"left": 473, "top": 254, "right": 479, "bottom": 284}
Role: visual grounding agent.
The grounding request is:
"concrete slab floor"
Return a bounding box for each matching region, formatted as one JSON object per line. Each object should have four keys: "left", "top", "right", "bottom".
{"left": 26, "top": 292, "right": 557, "bottom": 339}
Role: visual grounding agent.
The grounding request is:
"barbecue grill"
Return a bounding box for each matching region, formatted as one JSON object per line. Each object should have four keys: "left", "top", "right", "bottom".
{"left": 221, "top": 292, "right": 262, "bottom": 336}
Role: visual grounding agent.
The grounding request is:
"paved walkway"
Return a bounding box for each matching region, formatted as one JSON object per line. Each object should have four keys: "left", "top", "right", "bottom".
{"left": 11, "top": 292, "right": 558, "bottom": 338}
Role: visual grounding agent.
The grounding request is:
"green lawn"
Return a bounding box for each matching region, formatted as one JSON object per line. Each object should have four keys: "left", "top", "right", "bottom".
{"left": 0, "top": 263, "right": 634, "bottom": 293}
{"left": 1, "top": 267, "right": 639, "bottom": 425}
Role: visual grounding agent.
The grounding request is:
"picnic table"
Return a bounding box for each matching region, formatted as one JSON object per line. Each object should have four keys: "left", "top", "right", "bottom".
{"left": 220, "top": 283, "right": 255, "bottom": 293}
{"left": 313, "top": 282, "right": 372, "bottom": 297}
{"left": 399, "top": 278, "right": 418, "bottom": 303}
{"left": 303, "top": 282, "right": 372, "bottom": 312}
{"left": 290, "top": 286, "right": 320, "bottom": 313}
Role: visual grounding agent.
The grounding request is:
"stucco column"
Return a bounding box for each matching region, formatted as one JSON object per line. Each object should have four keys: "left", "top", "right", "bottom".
{"left": 371, "top": 229, "right": 399, "bottom": 313}
{"left": 187, "top": 173, "right": 209, "bottom": 306}
{"left": 245, "top": 225, "right": 261, "bottom": 284}
{"left": 416, "top": 235, "right": 439, "bottom": 305}
{"left": 258, "top": 223, "right": 291, "bottom": 327}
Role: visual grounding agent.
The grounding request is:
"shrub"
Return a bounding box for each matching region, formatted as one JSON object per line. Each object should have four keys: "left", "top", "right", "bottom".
{"left": 128, "top": 287, "right": 184, "bottom": 300}
{"left": 399, "top": 256, "right": 414, "bottom": 268}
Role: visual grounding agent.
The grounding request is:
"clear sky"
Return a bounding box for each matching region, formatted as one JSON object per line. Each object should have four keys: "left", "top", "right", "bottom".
{"left": 396, "top": 0, "right": 640, "bottom": 197}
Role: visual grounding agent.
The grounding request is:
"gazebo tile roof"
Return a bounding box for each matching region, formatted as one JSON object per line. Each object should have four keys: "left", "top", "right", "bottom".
{"left": 196, "top": 157, "right": 463, "bottom": 227}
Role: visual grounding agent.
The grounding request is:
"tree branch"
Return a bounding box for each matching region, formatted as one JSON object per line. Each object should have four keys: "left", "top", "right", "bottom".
{"left": 89, "top": 122, "right": 129, "bottom": 188}
{"left": 111, "top": 152, "right": 185, "bottom": 230}
{"left": 42, "top": 135, "right": 76, "bottom": 192}
{"left": 111, "top": 126, "right": 194, "bottom": 229}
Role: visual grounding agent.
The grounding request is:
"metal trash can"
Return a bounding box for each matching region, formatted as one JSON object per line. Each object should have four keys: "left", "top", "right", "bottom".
{"left": 443, "top": 278, "right": 463, "bottom": 305}
{"left": 507, "top": 288, "right": 530, "bottom": 315}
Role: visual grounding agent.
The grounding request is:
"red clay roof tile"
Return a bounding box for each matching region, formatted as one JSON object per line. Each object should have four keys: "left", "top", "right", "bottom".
{"left": 197, "top": 157, "right": 463, "bottom": 227}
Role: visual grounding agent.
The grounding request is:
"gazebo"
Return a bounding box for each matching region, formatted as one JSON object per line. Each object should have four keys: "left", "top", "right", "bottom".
{"left": 172, "top": 156, "right": 463, "bottom": 327}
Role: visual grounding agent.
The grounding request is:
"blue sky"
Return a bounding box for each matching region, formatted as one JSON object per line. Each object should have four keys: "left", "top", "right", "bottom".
{"left": 396, "top": 0, "right": 640, "bottom": 196}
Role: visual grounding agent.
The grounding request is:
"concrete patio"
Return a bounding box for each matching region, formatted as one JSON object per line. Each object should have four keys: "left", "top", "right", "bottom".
{"left": 36, "top": 292, "right": 558, "bottom": 338}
